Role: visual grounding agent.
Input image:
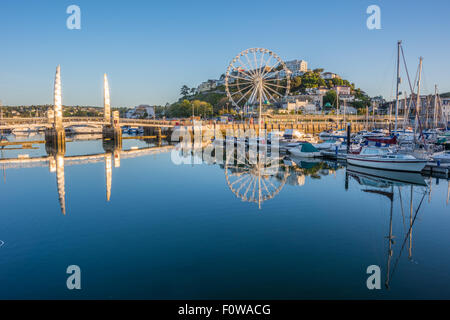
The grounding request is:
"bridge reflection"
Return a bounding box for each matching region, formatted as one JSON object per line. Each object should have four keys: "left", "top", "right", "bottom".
{"left": 0, "top": 136, "right": 174, "bottom": 215}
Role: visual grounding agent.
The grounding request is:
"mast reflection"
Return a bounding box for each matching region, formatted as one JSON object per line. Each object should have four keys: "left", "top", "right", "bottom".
{"left": 347, "top": 165, "right": 429, "bottom": 289}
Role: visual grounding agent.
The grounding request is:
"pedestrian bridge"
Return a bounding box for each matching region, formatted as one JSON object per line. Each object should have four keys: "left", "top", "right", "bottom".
{"left": 0, "top": 117, "right": 179, "bottom": 130}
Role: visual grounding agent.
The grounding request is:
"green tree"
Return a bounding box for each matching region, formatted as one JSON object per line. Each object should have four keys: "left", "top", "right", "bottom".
{"left": 290, "top": 76, "right": 302, "bottom": 92}
{"left": 323, "top": 90, "right": 337, "bottom": 108}
{"left": 180, "top": 85, "right": 190, "bottom": 98}
{"left": 313, "top": 68, "right": 324, "bottom": 74}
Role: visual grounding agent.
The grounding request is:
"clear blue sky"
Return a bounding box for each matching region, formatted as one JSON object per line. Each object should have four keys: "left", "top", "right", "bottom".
{"left": 1, "top": 0, "right": 449, "bottom": 107}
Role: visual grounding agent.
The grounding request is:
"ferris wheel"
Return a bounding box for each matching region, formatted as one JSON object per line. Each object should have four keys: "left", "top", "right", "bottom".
{"left": 224, "top": 151, "right": 289, "bottom": 209}
{"left": 225, "top": 48, "right": 290, "bottom": 114}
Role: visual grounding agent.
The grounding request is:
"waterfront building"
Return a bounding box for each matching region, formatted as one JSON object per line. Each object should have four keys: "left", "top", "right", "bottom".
{"left": 281, "top": 94, "right": 322, "bottom": 113}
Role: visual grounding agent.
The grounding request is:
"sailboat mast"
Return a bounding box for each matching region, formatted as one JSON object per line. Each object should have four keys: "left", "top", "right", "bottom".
{"left": 414, "top": 57, "right": 423, "bottom": 141}
{"left": 434, "top": 85, "right": 438, "bottom": 128}
{"left": 366, "top": 105, "right": 369, "bottom": 131}
{"left": 336, "top": 90, "right": 339, "bottom": 129}
{"left": 394, "top": 41, "right": 401, "bottom": 133}
{"left": 385, "top": 185, "right": 395, "bottom": 289}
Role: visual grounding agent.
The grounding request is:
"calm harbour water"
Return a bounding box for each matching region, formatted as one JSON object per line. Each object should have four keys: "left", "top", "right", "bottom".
{"left": 0, "top": 133, "right": 450, "bottom": 299}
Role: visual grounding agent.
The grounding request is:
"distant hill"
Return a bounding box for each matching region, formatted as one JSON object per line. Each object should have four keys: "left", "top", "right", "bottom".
{"left": 441, "top": 92, "right": 450, "bottom": 98}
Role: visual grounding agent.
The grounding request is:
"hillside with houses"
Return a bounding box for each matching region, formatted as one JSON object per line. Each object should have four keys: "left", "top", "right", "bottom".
{"left": 171, "top": 59, "right": 371, "bottom": 117}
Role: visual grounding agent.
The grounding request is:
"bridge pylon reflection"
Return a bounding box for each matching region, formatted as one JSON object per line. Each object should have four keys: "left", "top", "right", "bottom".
{"left": 46, "top": 139, "right": 66, "bottom": 215}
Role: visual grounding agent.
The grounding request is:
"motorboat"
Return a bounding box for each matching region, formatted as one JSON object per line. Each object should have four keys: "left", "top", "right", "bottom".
{"left": 12, "top": 127, "right": 31, "bottom": 134}
{"left": 288, "top": 142, "right": 321, "bottom": 158}
{"left": 279, "top": 141, "right": 302, "bottom": 153}
{"left": 347, "top": 147, "right": 428, "bottom": 172}
{"left": 432, "top": 151, "right": 450, "bottom": 164}
{"left": 314, "top": 139, "right": 344, "bottom": 151}
{"left": 128, "top": 127, "right": 138, "bottom": 134}
{"left": 66, "top": 124, "right": 103, "bottom": 134}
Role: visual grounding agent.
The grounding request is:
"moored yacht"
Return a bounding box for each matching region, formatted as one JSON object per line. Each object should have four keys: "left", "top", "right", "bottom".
{"left": 288, "top": 142, "right": 321, "bottom": 158}
{"left": 432, "top": 151, "right": 450, "bottom": 163}
{"left": 347, "top": 147, "right": 427, "bottom": 172}
{"left": 66, "top": 124, "right": 103, "bottom": 134}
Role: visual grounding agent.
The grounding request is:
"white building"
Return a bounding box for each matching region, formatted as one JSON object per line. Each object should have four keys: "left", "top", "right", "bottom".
{"left": 126, "top": 105, "right": 155, "bottom": 119}
{"left": 279, "top": 60, "right": 308, "bottom": 78}
{"left": 282, "top": 100, "right": 308, "bottom": 112}
{"left": 282, "top": 94, "right": 322, "bottom": 113}
{"left": 315, "top": 87, "right": 330, "bottom": 95}
{"left": 286, "top": 94, "right": 323, "bottom": 107}
{"left": 339, "top": 94, "right": 355, "bottom": 102}
{"left": 303, "top": 104, "right": 320, "bottom": 114}
{"left": 197, "top": 80, "right": 217, "bottom": 93}
{"left": 334, "top": 86, "right": 351, "bottom": 95}
{"left": 442, "top": 98, "right": 450, "bottom": 120}
{"left": 285, "top": 60, "right": 308, "bottom": 73}
{"left": 322, "top": 72, "right": 340, "bottom": 80}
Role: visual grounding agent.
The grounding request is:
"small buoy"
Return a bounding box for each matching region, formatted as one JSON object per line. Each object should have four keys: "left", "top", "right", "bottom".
{"left": 0, "top": 240, "right": 4, "bottom": 247}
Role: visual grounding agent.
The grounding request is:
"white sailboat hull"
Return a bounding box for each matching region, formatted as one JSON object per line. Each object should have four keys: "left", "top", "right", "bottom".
{"left": 289, "top": 148, "right": 321, "bottom": 158}
{"left": 347, "top": 156, "right": 427, "bottom": 172}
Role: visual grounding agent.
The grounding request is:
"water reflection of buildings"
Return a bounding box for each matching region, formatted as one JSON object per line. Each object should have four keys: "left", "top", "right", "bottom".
{"left": 347, "top": 165, "right": 430, "bottom": 289}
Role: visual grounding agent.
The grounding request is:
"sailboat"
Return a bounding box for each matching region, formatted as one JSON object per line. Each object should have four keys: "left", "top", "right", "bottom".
{"left": 348, "top": 42, "right": 429, "bottom": 173}
{"left": 347, "top": 146, "right": 427, "bottom": 172}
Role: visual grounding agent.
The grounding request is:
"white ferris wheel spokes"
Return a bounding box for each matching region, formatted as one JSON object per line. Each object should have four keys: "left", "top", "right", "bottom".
{"left": 225, "top": 48, "right": 290, "bottom": 112}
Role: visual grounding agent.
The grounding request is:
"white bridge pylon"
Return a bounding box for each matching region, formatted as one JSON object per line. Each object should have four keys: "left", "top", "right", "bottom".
{"left": 53, "top": 65, "right": 63, "bottom": 130}
{"left": 104, "top": 73, "right": 111, "bottom": 124}
{"left": 48, "top": 66, "right": 112, "bottom": 127}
